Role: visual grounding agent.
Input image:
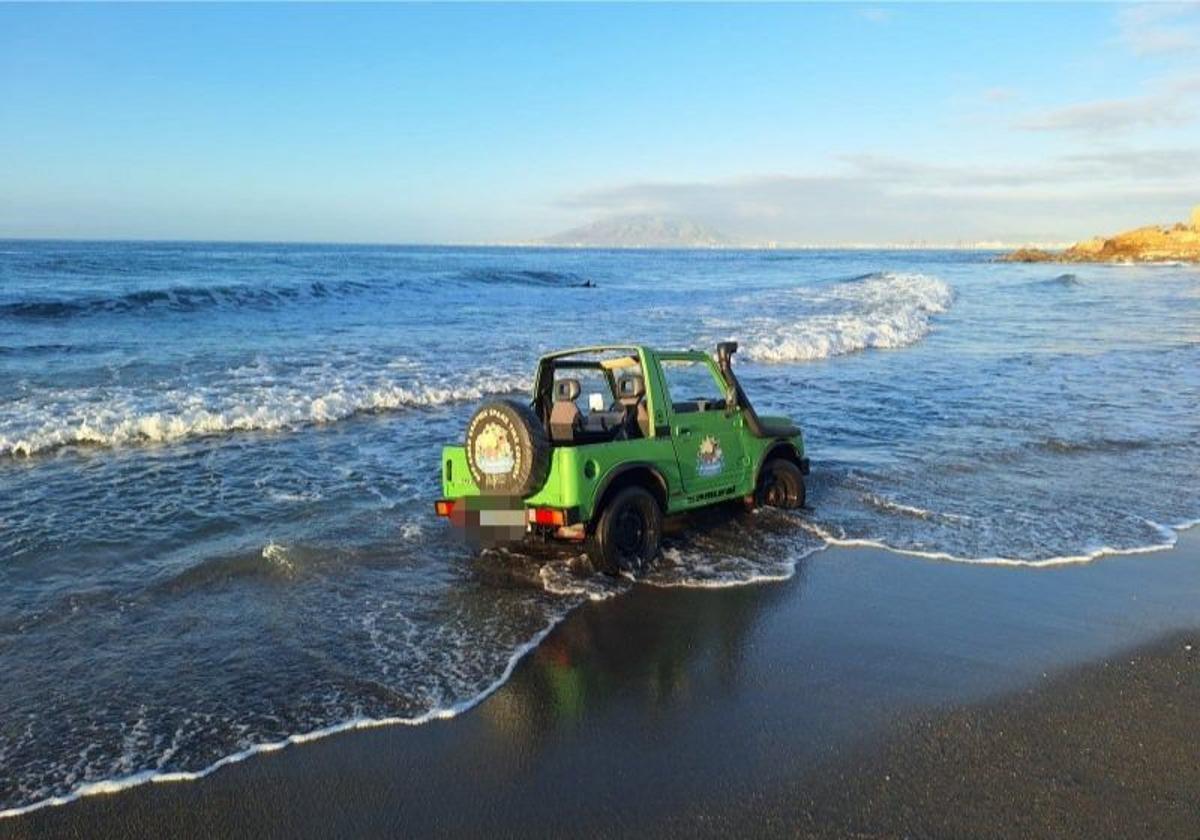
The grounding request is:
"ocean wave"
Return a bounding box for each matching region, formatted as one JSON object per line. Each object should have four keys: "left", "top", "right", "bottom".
{"left": 861, "top": 493, "right": 971, "bottom": 523}
{"left": 1031, "top": 436, "right": 1158, "bottom": 456}
{"left": 0, "top": 373, "right": 530, "bottom": 459}
{"left": 152, "top": 543, "right": 302, "bottom": 595}
{"left": 737, "top": 272, "right": 954, "bottom": 362}
{"left": 798, "top": 517, "right": 1196, "bottom": 568}
{"left": 1025, "top": 273, "right": 1083, "bottom": 289}
{"left": 0, "top": 613, "right": 566, "bottom": 820}
{"left": 0, "top": 343, "right": 112, "bottom": 357}
{"left": 0, "top": 278, "right": 377, "bottom": 320}
{"left": 0, "top": 266, "right": 599, "bottom": 323}
{"left": 455, "top": 269, "right": 595, "bottom": 287}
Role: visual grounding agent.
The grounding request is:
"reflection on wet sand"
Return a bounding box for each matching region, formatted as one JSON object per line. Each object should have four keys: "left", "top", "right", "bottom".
{"left": 481, "top": 568, "right": 796, "bottom": 742}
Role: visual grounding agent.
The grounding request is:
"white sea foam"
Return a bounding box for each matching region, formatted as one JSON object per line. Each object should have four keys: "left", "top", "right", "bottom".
{"left": 0, "top": 371, "right": 530, "bottom": 459}
{"left": 261, "top": 542, "right": 294, "bottom": 575}
{"left": 266, "top": 489, "right": 323, "bottom": 504}
{"left": 736, "top": 272, "right": 954, "bottom": 362}
{"left": 862, "top": 493, "right": 971, "bottom": 523}
{"left": 538, "top": 560, "right": 630, "bottom": 600}
{"left": 643, "top": 544, "right": 810, "bottom": 588}
{"left": 798, "top": 517, "right": 1195, "bottom": 568}
{"left": 0, "top": 611, "right": 565, "bottom": 820}
{"left": 398, "top": 522, "right": 424, "bottom": 541}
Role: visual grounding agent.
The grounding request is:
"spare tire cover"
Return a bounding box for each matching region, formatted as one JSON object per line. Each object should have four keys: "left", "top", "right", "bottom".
{"left": 465, "top": 400, "right": 551, "bottom": 496}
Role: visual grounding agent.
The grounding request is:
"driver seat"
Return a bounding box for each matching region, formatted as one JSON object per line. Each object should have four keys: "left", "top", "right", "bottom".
{"left": 549, "top": 379, "right": 582, "bottom": 442}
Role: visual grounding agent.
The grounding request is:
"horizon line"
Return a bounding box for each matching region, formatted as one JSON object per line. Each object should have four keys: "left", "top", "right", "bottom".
{"left": 0, "top": 235, "right": 1048, "bottom": 252}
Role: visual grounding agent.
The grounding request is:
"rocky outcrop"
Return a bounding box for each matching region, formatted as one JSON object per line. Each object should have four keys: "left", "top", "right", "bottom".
{"left": 1000, "top": 247, "right": 1057, "bottom": 263}
{"left": 1002, "top": 206, "right": 1200, "bottom": 263}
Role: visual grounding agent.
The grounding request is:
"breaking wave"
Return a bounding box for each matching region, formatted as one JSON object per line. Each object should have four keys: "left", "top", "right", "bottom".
{"left": 737, "top": 272, "right": 954, "bottom": 362}
{"left": 0, "top": 373, "right": 529, "bottom": 459}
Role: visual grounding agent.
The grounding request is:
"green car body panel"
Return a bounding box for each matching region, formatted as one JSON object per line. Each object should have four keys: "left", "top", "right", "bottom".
{"left": 440, "top": 345, "right": 806, "bottom": 526}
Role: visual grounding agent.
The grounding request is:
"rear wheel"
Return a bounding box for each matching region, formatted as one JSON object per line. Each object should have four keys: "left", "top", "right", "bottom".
{"left": 755, "top": 459, "right": 806, "bottom": 509}
{"left": 587, "top": 486, "right": 662, "bottom": 576}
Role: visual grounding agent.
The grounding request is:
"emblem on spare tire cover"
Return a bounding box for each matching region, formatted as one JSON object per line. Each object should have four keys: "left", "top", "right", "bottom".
{"left": 474, "top": 422, "right": 515, "bottom": 475}
{"left": 465, "top": 400, "right": 551, "bottom": 495}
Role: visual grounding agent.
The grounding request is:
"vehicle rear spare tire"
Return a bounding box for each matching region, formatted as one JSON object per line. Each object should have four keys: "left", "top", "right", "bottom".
{"left": 465, "top": 400, "right": 551, "bottom": 496}
{"left": 587, "top": 486, "right": 662, "bottom": 576}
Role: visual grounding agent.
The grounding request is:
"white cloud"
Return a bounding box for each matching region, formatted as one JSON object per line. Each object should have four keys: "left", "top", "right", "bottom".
{"left": 1060, "top": 146, "right": 1200, "bottom": 178}
{"left": 1017, "top": 94, "right": 1193, "bottom": 133}
{"left": 1118, "top": 3, "right": 1200, "bottom": 56}
{"left": 556, "top": 151, "right": 1200, "bottom": 244}
{"left": 1016, "top": 75, "right": 1200, "bottom": 133}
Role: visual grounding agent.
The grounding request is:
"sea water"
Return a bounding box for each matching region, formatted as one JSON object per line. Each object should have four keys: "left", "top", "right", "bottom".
{"left": 0, "top": 241, "right": 1197, "bottom": 813}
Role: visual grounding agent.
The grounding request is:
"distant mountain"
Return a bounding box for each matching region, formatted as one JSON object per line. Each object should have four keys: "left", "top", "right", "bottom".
{"left": 540, "top": 215, "right": 734, "bottom": 248}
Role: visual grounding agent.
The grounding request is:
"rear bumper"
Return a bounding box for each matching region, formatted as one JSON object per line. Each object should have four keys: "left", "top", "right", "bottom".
{"left": 435, "top": 499, "right": 582, "bottom": 543}
{"left": 434, "top": 494, "right": 583, "bottom": 547}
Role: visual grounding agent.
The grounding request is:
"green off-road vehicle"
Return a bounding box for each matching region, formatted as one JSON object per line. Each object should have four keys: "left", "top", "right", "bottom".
{"left": 436, "top": 342, "right": 808, "bottom": 574}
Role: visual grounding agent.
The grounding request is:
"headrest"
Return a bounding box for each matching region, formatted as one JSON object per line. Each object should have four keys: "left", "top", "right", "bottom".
{"left": 554, "top": 378, "right": 581, "bottom": 402}
{"left": 617, "top": 374, "right": 645, "bottom": 401}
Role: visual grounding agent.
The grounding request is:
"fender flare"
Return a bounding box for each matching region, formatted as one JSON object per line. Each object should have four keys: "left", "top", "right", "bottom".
{"left": 590, "top": 462, "right": 670, "bottom": 523}
{"left": 753, "top": 440, "right": 806, "bottom": 485}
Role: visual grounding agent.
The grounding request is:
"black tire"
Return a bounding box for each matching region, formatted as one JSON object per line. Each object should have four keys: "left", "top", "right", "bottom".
{"left": 465, "top": 400, "right": 551, "bottom": 496}
{"left": 587, "top": 486, "right": 662, "bottom": 576}
{"left": 755, "top": 458, "right": 806, "bottom": 509}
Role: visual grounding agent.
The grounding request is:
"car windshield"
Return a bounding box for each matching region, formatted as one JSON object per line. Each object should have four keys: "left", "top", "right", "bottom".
{"left": 660, "top": 358, "right": 727, "bottom": 413}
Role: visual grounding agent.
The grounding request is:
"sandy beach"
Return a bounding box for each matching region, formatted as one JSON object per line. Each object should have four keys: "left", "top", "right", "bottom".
{"left": 4, "top": 528, "right": 1198, "bottom": 839}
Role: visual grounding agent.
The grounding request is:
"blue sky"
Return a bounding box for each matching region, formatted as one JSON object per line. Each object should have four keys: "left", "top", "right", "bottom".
{"left": 1, "top": 2, "right": 1198, "bottom": 244}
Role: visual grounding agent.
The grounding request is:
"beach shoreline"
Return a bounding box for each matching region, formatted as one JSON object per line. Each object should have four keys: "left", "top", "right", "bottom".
{"left": 3, "top": 528, "right": 1199, "bottom": 838}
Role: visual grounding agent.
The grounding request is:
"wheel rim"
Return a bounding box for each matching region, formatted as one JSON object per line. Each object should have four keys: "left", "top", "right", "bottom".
{"left": 614, "top": 504, "right": 647, "bottom": 559}
{"left": 763, "top": 469, "right": 795, "bottom": 507}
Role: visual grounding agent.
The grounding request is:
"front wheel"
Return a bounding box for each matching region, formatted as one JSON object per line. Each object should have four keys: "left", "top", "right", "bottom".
{"left": 587, "top": 486, "right": 663, "bottom": 576}
{"left": 755, "top": 459, "right": 806, "bottom": 509}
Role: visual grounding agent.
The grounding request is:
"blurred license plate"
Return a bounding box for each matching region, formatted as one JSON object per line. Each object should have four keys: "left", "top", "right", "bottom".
{"left": 479, "top": 509, "right": 526, "bottom": 528}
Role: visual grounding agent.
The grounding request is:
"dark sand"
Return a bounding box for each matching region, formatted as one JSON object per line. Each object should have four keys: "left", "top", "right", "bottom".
{"left": 4, "top": 529, "right": 1199, "bottom": 839}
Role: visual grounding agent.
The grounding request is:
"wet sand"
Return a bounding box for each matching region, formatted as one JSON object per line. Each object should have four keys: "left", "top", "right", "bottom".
{"left": 4, "top": 529, "right": 1199, "bottom": 839}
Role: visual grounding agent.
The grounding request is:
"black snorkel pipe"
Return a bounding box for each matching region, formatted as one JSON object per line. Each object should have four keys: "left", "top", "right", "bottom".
{"left": 716, "top": 341, "right": 768, "bottom": 438}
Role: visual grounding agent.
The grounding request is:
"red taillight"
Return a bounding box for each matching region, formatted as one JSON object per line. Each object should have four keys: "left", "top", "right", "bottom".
{"left": 528, "top": 507, "right": 566, "bottom": 527}
{"left": 435, "top": 500, "right": 455, "bottom": 517}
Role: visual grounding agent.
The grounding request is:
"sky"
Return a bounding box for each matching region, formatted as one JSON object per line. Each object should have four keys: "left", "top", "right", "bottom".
{"left": 1, "top": 2, "right": 1198, "bottom": 245}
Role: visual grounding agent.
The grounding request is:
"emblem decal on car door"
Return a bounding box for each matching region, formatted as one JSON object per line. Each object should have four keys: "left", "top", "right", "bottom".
{"left": 697, "top": 435, "right": 724, "bottom": 476}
